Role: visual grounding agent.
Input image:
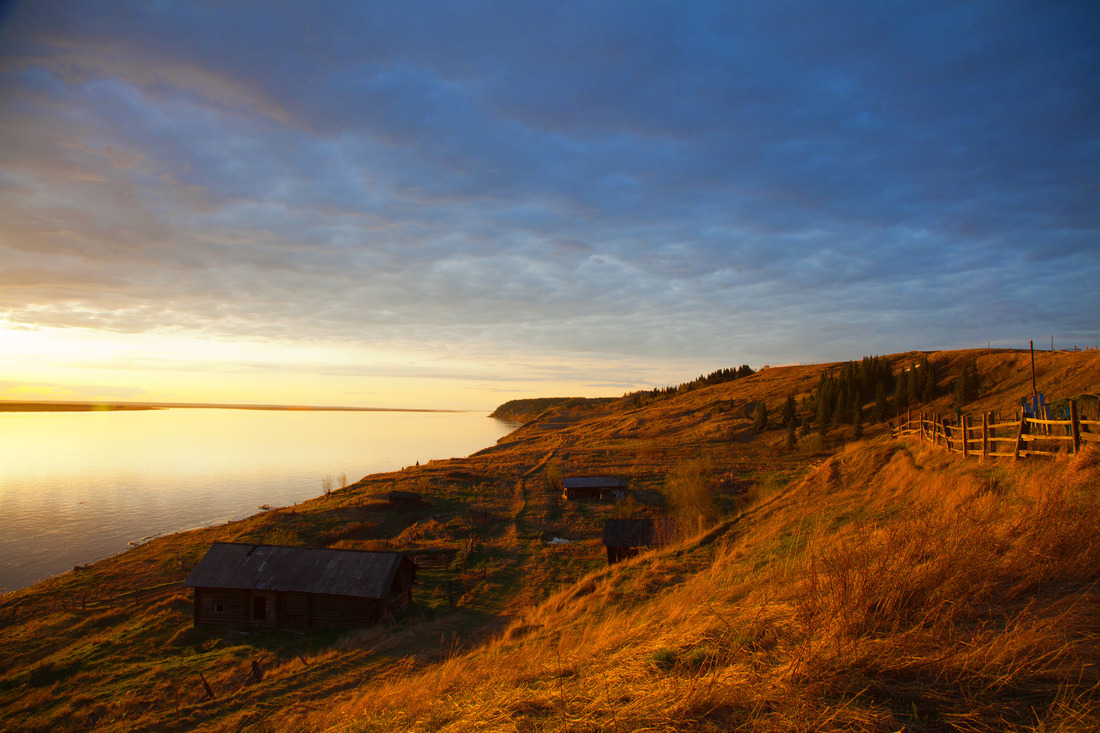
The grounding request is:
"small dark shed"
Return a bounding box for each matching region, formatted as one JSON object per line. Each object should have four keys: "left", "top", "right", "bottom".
{"left": 387, "top": 490, "right": 422, "bottom": 508}
{"left": 562, "top": 476, "right": 630, "bottom": 501}
{"left": 183, "top": 543, "right": 417, "bottom": 630}
{"left": 602, "top": 518, "right": 676, "bottom": 564}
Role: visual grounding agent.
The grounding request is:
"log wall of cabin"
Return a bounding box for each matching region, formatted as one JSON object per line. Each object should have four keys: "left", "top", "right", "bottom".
{"left": 194, "top": 587, "right": 408, "bottom": 630}
{"left": 309, "top": 594, "right": 382, "bottom": 628}
{"left": 279, "top": 591, "right": 313, "bottom": 627}
{"left": 194, "top": 588, "right": 249, "bottom": 628}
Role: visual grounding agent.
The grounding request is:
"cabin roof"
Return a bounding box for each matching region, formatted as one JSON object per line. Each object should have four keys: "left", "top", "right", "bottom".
{"left": 562, "top": 476, "right": 628, "bottom": 489}
{"left": 183, "top": 542, "right": 413, "bottom": 599}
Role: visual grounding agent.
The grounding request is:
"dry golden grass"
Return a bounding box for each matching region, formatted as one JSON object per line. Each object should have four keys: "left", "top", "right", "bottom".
{"left": 311, "top": 442, "right": 1100, "bottom": 733}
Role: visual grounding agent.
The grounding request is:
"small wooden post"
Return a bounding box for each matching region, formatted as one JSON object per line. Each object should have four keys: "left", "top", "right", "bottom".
{"left": 1070, "top": 400, "right": 1080, "bottom": 453}
{"left": 1014, "top": 412, "right": 1026, "bottom": 460}
{"left": 199, "top": 672, "right": 216, "bottom": 700}
{"left": 982, "top": 412, "right": 989, "bottom": 460}
{"left": 919, "top": 412, "right": 925, "bottom": 442}
{"left": 907, "top": 409, "right": 912, "bottom": 436}
{"left": 961, "top": 414, "right": 969, "bottom": 458}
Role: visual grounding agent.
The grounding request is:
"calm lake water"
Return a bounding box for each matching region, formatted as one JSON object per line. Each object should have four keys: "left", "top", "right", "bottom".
{"left": 0, "top": 408, "right": 516, "bottom": 594}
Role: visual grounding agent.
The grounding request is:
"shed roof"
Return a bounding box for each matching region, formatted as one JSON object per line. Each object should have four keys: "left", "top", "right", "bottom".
{"left": 183, "top": 543, "right": 413, "bottom": 599}
{"left": 602, "top": 518, "right": 676, "bottom": 547}
{"left": 603, "top": 518, "right": 654, "bottom": 547}
{"left": 562, "top": 476, "right": 628, "bottom": 489}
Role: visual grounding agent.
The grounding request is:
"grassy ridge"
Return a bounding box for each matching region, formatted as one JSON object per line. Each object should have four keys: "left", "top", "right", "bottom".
{"left": 1, "top": 348, "right": 1098, "bottom": 732}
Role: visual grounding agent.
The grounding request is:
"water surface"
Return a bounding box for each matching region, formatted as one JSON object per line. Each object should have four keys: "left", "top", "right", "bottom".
{"left": 0, "top": 408, "right": 515, "bottom": 593}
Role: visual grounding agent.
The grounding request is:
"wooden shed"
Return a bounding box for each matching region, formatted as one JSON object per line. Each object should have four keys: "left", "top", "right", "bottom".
{"left": 602, "top": 518, "right": 676, "bottom": 564}
{"left": 561, "top": 476, "right": 630, "bottom": 501}
{"left": 183, "top": 543, "right": 417, "bottom": 630}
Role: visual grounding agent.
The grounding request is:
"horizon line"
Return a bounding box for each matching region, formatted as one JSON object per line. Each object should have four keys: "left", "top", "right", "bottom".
{"left": 0, "top": 399, "right": 472, "bottom": 413}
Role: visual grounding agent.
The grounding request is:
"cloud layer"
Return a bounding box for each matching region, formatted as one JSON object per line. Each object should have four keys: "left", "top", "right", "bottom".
{"left": 1, "top": 1, "right": 1098, "bottom": 405}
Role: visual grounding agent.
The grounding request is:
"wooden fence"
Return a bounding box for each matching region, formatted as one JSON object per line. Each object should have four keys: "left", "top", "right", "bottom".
{"left": 0, "top": 581, "right": 184, "bottom": 628}
{"left": 892, "top": 402, "right": 1100, "bottom": 459}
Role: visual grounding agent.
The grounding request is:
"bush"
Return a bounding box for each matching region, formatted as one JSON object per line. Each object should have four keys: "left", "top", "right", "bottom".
{"left": 664, "top": 456, "right": 716, "bottom": 529}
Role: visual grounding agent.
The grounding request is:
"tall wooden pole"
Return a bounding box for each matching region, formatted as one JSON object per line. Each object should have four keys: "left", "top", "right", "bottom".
{"left": 982, "top": 412, "right": 989, "bottom": 460}
{"left": 1070, "top": 400, "right": 1080, "bottom": 453}
{"left": 1030, "top": 340, "right": 1037, "bottom": 405}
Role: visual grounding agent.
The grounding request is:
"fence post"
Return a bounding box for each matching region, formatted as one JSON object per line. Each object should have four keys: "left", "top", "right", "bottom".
{"left": 982, "top": 412, "right": 989, "bottom": 460}
{"left": 1014, "top": 412, "right": 1026, "bottom": 460}
{"left": 961, "top": 414, "right": 969, "bottom": 458}
{"left": 1070, "top": 400, "right": 1080, "bottom": 453}
{"left": 919, "top": 412, "right": 925, "bottom": 443}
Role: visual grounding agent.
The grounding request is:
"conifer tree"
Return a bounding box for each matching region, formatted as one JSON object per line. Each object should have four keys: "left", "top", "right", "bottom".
{"left": 752, "top": 402, "right": 769, "bottom": 433}
{"left": 816, "top": 395, "right": 830, "bottom": 434}
{"left": 781, "top": 394, "right": 797, "bottom": 429}
{"left": 921, "top": 358, "right": 938, "bottom": 402}
{"left": 872, "top": 382, "right": 888, "bottom": 423}
{"left": 895, "top": 368, "right": 909, "bottom": 409}
{"left": 836, "top": 382, "right": 851, "bottom": 424}
{"left": 952, "top": 360, "right": 981, "bottom": 408}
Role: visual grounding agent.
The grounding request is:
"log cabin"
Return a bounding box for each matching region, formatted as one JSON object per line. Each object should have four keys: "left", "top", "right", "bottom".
{"left": 184, "top": 542, "right": 417, "bottom": 630}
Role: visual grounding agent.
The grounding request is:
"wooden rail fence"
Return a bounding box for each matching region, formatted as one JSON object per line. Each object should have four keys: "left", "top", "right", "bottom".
{"left": 892, "top": 402, "right": 1100, "bottom": 459}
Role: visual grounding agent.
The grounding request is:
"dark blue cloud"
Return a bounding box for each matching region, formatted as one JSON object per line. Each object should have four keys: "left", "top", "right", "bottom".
{"left": 0, "top": 0, "right": 1097, "bottom": 389}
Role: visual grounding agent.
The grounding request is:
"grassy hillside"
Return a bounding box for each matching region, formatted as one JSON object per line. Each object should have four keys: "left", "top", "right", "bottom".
{"left": 328, "top": 441, "right": 1100, "bottom": 732}
{"left": 1, "top": 348, "right": 1098, "bottom": 732}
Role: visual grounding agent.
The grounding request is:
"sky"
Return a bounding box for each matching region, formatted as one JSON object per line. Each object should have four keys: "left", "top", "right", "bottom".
{"left": 0, "top": 1, "right": 1097, "bottom": 410}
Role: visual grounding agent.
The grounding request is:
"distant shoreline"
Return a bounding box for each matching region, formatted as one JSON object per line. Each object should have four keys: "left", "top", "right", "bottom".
{"left": 0, "top": 400, "right": 466, "bottom": 413}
